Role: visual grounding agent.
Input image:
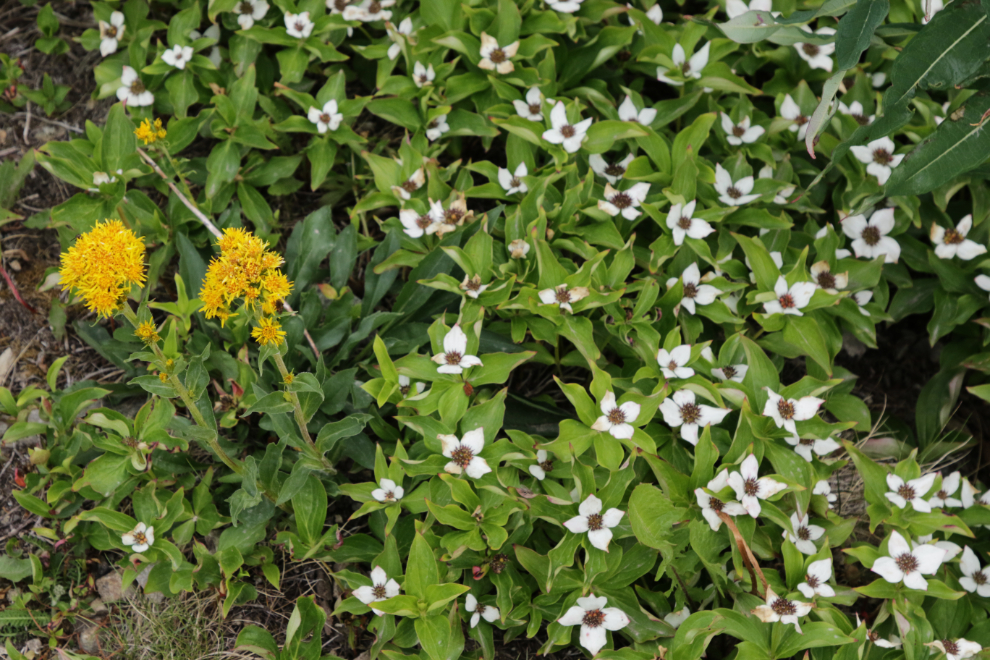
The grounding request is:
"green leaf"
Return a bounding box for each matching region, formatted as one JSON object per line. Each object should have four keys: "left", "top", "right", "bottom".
{"left": 405, "top": 532, "right": 439, "bottom": 599}
{"left": 292, "top": 475, "right": 327, "bottom": 545}
{"left": 102, "top": 103, "right": 135, "bottom": 174}
{"left": 716, "top": 11, "right": 782, "bottom": 43}
{"left": 774, "top": 622, "right": 854, "bottom": 658}
{"left": 582, "top": 121, "right": 649, "bottom": 154}
{"left": 834, "top": 0, "right": 889, "bottom": 71}
{"left": 627, "top": 484, "right": 688, "bottom": 554}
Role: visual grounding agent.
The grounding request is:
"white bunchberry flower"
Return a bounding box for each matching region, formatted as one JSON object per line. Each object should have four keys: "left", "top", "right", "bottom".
{"left": 438, "top": 428, "right": 492, "bottom": 479}
{"left": 871, "top": 530, "right": 946, "bottom": 590}
{"left": 714, "top": 164, "right": 759, "bottom": 206}
{"left": 99, "top": 11, "right": 126, "bottom": 56}
{"left": 751, "top": 588, "right": 812, "bottom": 632}
{"left": 121, "top": 522, "right": 154, "bottom": 553}
{"left": 234, "top": 0, "right": 268, "bottom": 29}
{"left": 661, "top": 389, "right": 730, "bottom": 446}
{"left": 721, "top": 113, "right": 765, "bottom": 145}
{"left": 959, "top": 546, "right": 990, "bottom": 596}
{"left": 814, "top": 480, "right": 837, "bottom": 507}
{"left": 657, "top": 345, "right": 694, "bottom": 379}
{"left": 838, "top": 100, "right": 874, "bottom": 126}
{"left": 498, "top": 163, "right": 528, "bottom": 195}
{"left": 590, "top": 154, "right": 634, "bottom": 184}
{"left": 780, "top": 94, "right": 810, "bottom": 140}
{"left": 353, "top": 566, "right": 401, "bottom": 615}
{"left": 763, "top": 387, "right": 823, "bottom": 435}
{"left": 539, "top": 284, "right": 589, "bottom": 313}
{"left": 92, "top": 171, "right": 117, "bottom": 186}
{"left": 695, "top": 475, "right": 747, "bottom": 530}
{"left": 798, "top": 558, "right": 836, "bottom": 598}
{"left": 397, "top": 374, "right": 424, "bottom": 398}
{"left": 117, "top": 66, "right": 154, "bottom": 106}
{"left": 885, "top": 473, "right": 937, "bottom": 512}
{"left": 307, "top": 100, "right": 343, "bottom": 134}
{"left": 591, "top": 391, "right": 641, "bottom": 440}
{"left": 386, "top": 17, "right": 414, "bottom": 60}
{"left": 663, "top": 607, "right": 690, "bottom": 629}
{"left": 785, "top": 435, "right": 840, "bottom": 462}
{"left": 564, "top": 495, "right": 624, "bottom": 551}
{"left": 426, "top": 114, "right": 449, "bottom": 141}
{"left": 431, "top": 324, "right": 483, "bottom": 374}
{"left": 371, "top": 477, "right": 403, "bottom": 503}
{"left": 728, "top": 454, "right": 786, "bottom": 517}
{"left": 922, "top": 0, "right": 945, "bottom": 23}
{"left": 529, "top": 449, "right": 553, "bottom": 480}
{"left": 513, "top": 87, "right": 544, "bottom": 122}
{"left": 558, "top": 594, "right": 629, "bottom": 655}
{"left": 809, "top": 261, "right": 848, "bottom": 294}
{"left": 852, "top": 290, "right": 872, "bottom": 316}
{"left": 666, "top": 263, "right": 719, "bottom": 315}
{"left": 932, "top": 215, "right": 987, "bottom": 260}
{"left": 465, "top": 594, "right": 500, "bottom": 628}
{"left": 412, "top": 61, "right": 435, "bottom": 87}
{"left": 842, "top": 208, "right": 900, "bottom": 263}
{"left": 392, "top": 168, "right": 425, "bottom": 201}
{"left": 763, "top": 276, "right": 816, "bottom": 317}
{"left": 931, "top": 639, "right": 983, "bottom": 660}
{"left": 479, "top": 32, "right": 518, "bottom": 74}
{"left": 618, "top": 95, "right": 657, "bottom": 125}
{"left": 915, "top": 534, "right": 962, "bottom": 561}
{"left": 929, "top": 471, "right": 963, "bottom": 508}
{"left": 546, "top": 0, "right": 585, "bottom": 13}
{"left": 543, "top": 102, "right": 592, "bottom": 154}
{"left": 343, "top": 0, "right": 395, "bottom": 22}
{"left": 399, "top": 208, "right": 439, "bottom": 238}
{"left": 666, "top": 200, "right": 714, "bottom": 246}
{"left": 509, "top": 239, "right": 531, "bottom": 259}
{"left": 727, "top": 0, "right": 773, "bottom": 16}
{"left": 460, "top": 275, "right": 489, "bottom": 299}
{"left": 783, "top": 512, "right": 825, "bottom": 554}
{"left": 712, "top": 364, "right": 748, "bottom": 383}
{"left": 657, "top": 42, "right": 709, "bottom": 86}
{"left": 599, "top": 182, "right": 650, "bottom": 220}
{"left": 284, "top": 11, "right": 314, "bottom": 38}
{"left": 850, "top": 137, "right": 904, "bottom": 186}
{"left": 794, "top": 27, "right": 835, "bottom": 71}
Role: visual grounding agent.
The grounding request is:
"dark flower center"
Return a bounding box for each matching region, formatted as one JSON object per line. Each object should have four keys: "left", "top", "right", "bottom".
{"left": 872, "top": 149, "right": 892, "bottom": 165}
{"left": 680, "top": 402, "right": 701, "bottom": 424}
{"left": 897, "top": 484, "right": 916, "bottom": 500}
{"left": 450, "top": 445, "right": 474, "bottom": 468}
{"left": 372, "top": 584, "right": 387, "bottom": 598}
{"left": 132, "top": 532, "right": 147, "bottom": 545}
{"left": 683, "top": 282, "right": 698, "bottom": 299}
{"left": 816, "top": 271, "right": 836, "bottom": 289}
{"left": 415, "top": 214, "right": 432, "bottom": 229}
{"left": 319, "top": 113, "right": 331, "bottom": 124}
{"left": 489, "top": 48, "right": 506, "bottom": 64}
{"left": 722, "top": 366, "right": 736, "bottom": 379}
{"left": 528, "top": 103, "right": 541, "bottom": 115}
{"left": 853, "top": 113, "right": 870, "bottom": 126}
{"left": 582, "top": 609, "right": 605, "bottom": 627}
{"left": 445, "top": 208, "right": 464, "bottom": 223}
{"left": 744, "top": 478, "right": 759, "bottom": 497}
{"left": 130, "top": 79, "right": 145, "bottom": 93}
{"left": 681, "top": 62, "right": 691, "bottom": 75}
{"left": 895, "top": 552, "right": 919, "bottom": 573}
{"left": 334, "top": 0, "right": 348, "bottom": 9}
{"left": 106, "top": 26, "right": 118, "bottom": 37}
{"left": 771, "top": 597, "right": 796, "bottom": 615}
{"left": 555, "top": 288, "right": 572, "bottom": 303}
{"left": 778, "top": 293, "right": 795, "bottom": 309}
{"left": 709, "top": 497, "right": 725, "bottom": 512}
{"left": 801, "top": 43, "right": 820, "bottom": 57}
{"left": 490, "top": 553, "right": 509, "bottom": 574}
{"left": 402, "top": 179, "right": 419, "bottom": 192}
{"left": 943, "top": 640, "right": 959, "bottom": 655}
{"left": 383, "top": 490, "right": 395, "bottom": 501}
{"left": 604, "top": 163, "right": 626, "bottom": 177}
{"left": 399, "top": 384, "right": 411, "bottom": 396}
{"left": 560, "top": 125, "right": 576, "bottom": 138}
{"left": 936, "top": 489, "right": 948, "bottom": 499}
{"left": 369, "top": 0, "right": 381, "bottom": 13}
{"left": 606, "top": 407, "right": 626, "bottom": 424}
{"left": 587, "top": 513, "right": 604, "bottom": 531}
{"left": 797, "top": 526, "right": 810, "bottom": 540}
{"left": 943, "top": 228, "right": 964, "bottom": 245}
{"left": 539, "top": 459, "right": 553, "bottom": 472}
{"left": 476, "top": 603, "right": 487, "bottom": 615}
{"left": 794, "top": 114, "right": 809, "bottom": 126}
{"left": 732, "top": 125, "right": 745, "bottom": 138}
{"left": 727, "top": 187, "right": 742, "bottom": 199}
{"left": 294, "top": 21, "right": 305, "bottom": 32}
{"left": 678, "top": 215, "right": 693, "bottom": 230}
{"left": 976, "top": 572, "right": 988, "bottom": 585}
{"left": 861, "top": 225, "right": 882, "bottom": 246}
{"left": 777, "top": 399, "right": 795, "bottom": 420}
{"left": 805, "top": 574, "right": 819, "bottom": 588}
{"left": 444, "top": 351, "right": 463, "bottom": 365}
{"left": 509, "top": 176, "right": 521, "bottom": 188}
{"left": 610, "top": 192, "right": 633, "bottom": 209}
{"left": 464, "top": 278, "right": 482, "bottom": 291}
{"left": 800, "top": 438, "right": 815, "bottom": 446}
{"left": 420, "top": 75, "right": 431, "bottom": 84}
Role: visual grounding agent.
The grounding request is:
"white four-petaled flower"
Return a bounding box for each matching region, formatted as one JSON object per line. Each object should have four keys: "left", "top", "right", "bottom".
{"left": 558, "top": 594, "right": 630, "bottom": 655}
{"left": 234, "top": 0, "right": 269, "bottom": 29}
{"left": 695, "top": 474, "right": 747, "bottom": 530}
{"left": 842, "top": 208, "right": 900, "bottom": 263}
{"left": 121, "top": 522, "right": 154, "bottom": 553}
{"left": 850, "top": 137, "right": 903, "bottom": 186}
{"left": 960, "top": 546, "right": 990, "bottom": 596}
{"left": 353, "top": 566, "right": 400, "bottom": 615}
{"left": 386, "top": 17, "right": 414, "bottom": 60}
{"left": 426, "top": 114, "right": 449, "bottom": 141}
{"left": 307, "top": 100, "right": 343, "bottom": 134}
{"left": 599, "top": 183, "right": 650, "bottom": 220}
{"left": 763, "top": 276, "right": 816, "bottom": 317}
{"left": 712, "top": 364, "right": 748, "bottom": 383}
{"left": 809, "top": 261, "right": 848, "bottom": 294}
{"left": 563, "top": 495, "right": 625, "bottom": 551}
{"left": 657, "top": 42, "right": 710, "bottom": 86}
{"left": 431, "top": 324, "right": 483, "bottom": 374}
{"left": 479, "top": 32, "right": 518, "bottom": 74}
{"left": 785, "top": 435, "right": 840, "bottom": 462}
{"left": 783, "top": 511, "right": 824, "bottom": 554}
{"left": 284, "top": 11, "right": 314, "bottom": 38}
{"left": 657, "top": 345, "right": 694, "bottom": 379}
{"left": 529, "top": 449, "right": 553, "bottom": 480}
{"left": 465, "top": 594, "right": 500, "bottom": 628}
{"left": 99, "top": 11, "right": 126, "bottom": 57}
{"left": 666, "top": 263, "right": 719, "bottom": 315}
{"left": 932, "top": 215, "right": 987, "bottom": 261}
{"left": 397, "top": 374, "right": 424, "bottom": 398}
{"left": 661, "top": 389, "right": 730, "bottom": 446}
{"left": 591, "top": 391, "right": 641, "bottom": 440}
{"left": 871, "top": 530, "right": 946, "bottom": 590}
{"left": 543, "top": 102, "right": 592, "bottom": 153}
{"left": 763, "top": 387, "right": 823, "bottom": 434}
{"left": 392, "top": 167, "right": 425, "bottom": 200}
{"left": 930, "top": 471, "right": 963, "bottom": 508}
{"left": 721, "top": 113, "right": 764, "bottom": 145}
{"left": 498, "top": 163, "right": 528, "bottom": 195}
{"left": 513, "top": 87, "right": 544, "bottom": 122}
{"left": 838, "top": 100, "right": 874, "bottom": 126}
{"left": 751, "top": 587, "right": 812, "bottom": 632}
{"left": 509, "top": 239, "right": 531, "bottom": 259}
{"left": 727, "top": 454, "right": 786, "bottom": 517}
{"left": 714, "top": 164, "right": 760, "bottom": 206}
{"left": 794, "top": 27, "right": 835, "bottom": 72}
{"left": 780, "top": 95, "right": 810, "bottom": 140}
{"left": 798, "top": 558, "right": 836, "bottom": 598}
{"left": 885, "top": 472, "right": 936, "bottom": 512}
{"left": 439, "top": 428, "right": 492, "bottom": 479}
{"left": 930, "top": 639, "right": 983, "bottom": 660}
{"left": 460, "top": 275, "right": 489, "bottom": 299}
{"left": 666, "top": 200, "right": 714, "bottom": 246}
{"left": 117, "top": 66, "right": 155, "bottom": 106}
{"left": 590, "top": 154, "right": 634, "bottom": 184}
{"left": 371, "top": 478, "right": 403, "bottom": 503}
{"left": 413, "top": 61, "right": 435, "bottom": 87}
{"left": 538, "top": 284, "right": 589, "bottom": 313}
{"left": 618, "top": 95, "right": 657, "bottom": 125}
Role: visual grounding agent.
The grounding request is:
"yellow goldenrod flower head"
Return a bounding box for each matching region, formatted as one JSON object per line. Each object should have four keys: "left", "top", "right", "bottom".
{"left": 158, "top": 372, "right": 169, "bottom": 383}
{"left": 165, "top": 359, "right": 174, "bottom": 369}
{"left": 135, "top": 320, "right": 160, "bottom": 344}
{"left": 283, "top": 372, "right": 295, "bottom": 385}
{"left": 135, "top": 118, "right": 167, "bottom": 145}
{"left": 59, "top": 219, "right": 146, "bottom": 318}
{"left": 199, "top": 228, "right": 293, "bottom": 325}
{"left": 252, "top": 317, "right": 286, "bottom": 346}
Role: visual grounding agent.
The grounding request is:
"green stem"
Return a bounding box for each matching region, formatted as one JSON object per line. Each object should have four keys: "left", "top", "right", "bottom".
{"left": 272, "top": 352, "right": 336, "bottom": 475}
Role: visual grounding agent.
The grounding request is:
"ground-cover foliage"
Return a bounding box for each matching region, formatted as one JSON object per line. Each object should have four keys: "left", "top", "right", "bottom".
{"left": 5, "top": 0, "right": 990, "bottom": 659}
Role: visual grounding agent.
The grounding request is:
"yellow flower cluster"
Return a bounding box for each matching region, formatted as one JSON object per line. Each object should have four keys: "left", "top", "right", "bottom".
{"left": 134, "top": 320, "right": 160, "bottom": 344}
{"left": 199, "top": 228, "right": 293, "bottom": 328}
{"left": 135, "top": 118, "right": 167, "bottom": 145}
{"left": 59, "top": 219, "right": 146, "bottom": 318}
